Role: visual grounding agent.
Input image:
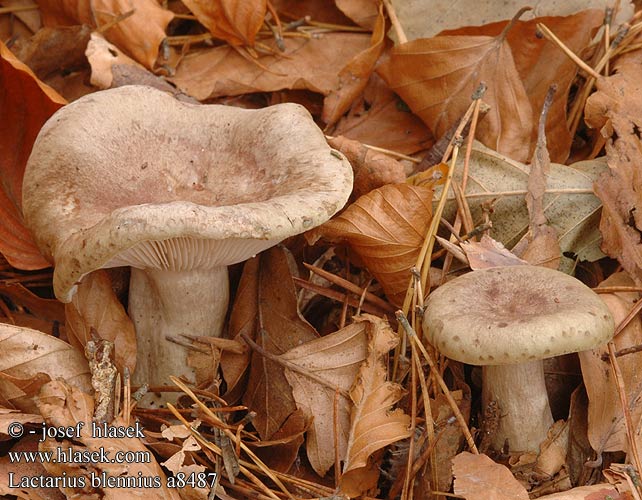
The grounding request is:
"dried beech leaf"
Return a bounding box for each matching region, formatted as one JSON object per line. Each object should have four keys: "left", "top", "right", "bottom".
{"left": 0, "top": 283, "right": 65, "bottom": 323}
{"left": 339, "top": 316, "right": 410, "bottom": 497}
{"left": 279, "top": 320, "right": 369, "bottom": 476}
{"left": 327, "top": 136, "right": 406, "bottom": 199}
{"left": 536, "top": 485, "right": 628, "bottom": 500}
{"left": 182, "top": 0, "right": 266, "bottom": 46}
{"left": 65, "top": 270, "right": 137, "bottom": 375}
{"left": 586, "top": 45, "right": 642, "bottom": 285}
{"left": 332, "top": 74, "right": 433, "bottom": 155}
{"left": 461, "top": 235, "right": 527, "bottom": 270}
{"left": 253, "top": 409, "right": 308, "bottom": 473}
{"left": 0, "top": 408, "right": 43, "bottom": 434}
{"left": 335, "top": 0, "right": 379, "bottom": 29}
{"left": 434, "top": 142, "right": 606, "bottom": 268}
{"left": 306, "top": 183, "right": 433, "bottom": 307}
{"left": 0, "top": 41, "right": 63, "bottom": 270}
{"left": 452, "top": 451, "right": 529, "bottom": 500}
{"left": 378, "top": 29, "right": 533, "bottom": 162}
{"left": 322, "top": 4, "right": 385, "bottom": 126}
{"left": 86, "top": 32, "right": 143, "bottom": 89}
{"left": 578, "top": 272, "right": 642, "bottom": 455}
{"left": 37, "top": 0, "right": 173, "bottom": 68}
{"left": 37, "top": 380, "right": 180, "bottom": 499}
{"left": 0, "top": 324, "right": 90, "bottom": 413}
{"left": 243, "top": 246, "right": 318, "bottom": 440}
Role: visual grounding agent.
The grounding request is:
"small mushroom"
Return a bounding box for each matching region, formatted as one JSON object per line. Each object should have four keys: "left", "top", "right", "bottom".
{"left": 23, "top": 85, "right": 353, "bottom": 390}
{"left": 423, "top": 265, "right": 614, "bottom": 453}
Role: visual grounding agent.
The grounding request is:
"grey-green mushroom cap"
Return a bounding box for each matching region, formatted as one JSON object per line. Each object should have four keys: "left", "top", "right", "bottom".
{"left": 22, "top": 85, "right": 353, "bottom": 302}
{"left": 423, "top": 265, "right": 614, "bottom": 365}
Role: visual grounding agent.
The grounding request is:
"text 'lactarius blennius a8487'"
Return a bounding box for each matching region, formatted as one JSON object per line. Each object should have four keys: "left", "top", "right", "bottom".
{"left": 422, "top": 265, "right": 614, "bottom": 454}
{"left": 23, "top": 85, "right": 353, "bottom": 392}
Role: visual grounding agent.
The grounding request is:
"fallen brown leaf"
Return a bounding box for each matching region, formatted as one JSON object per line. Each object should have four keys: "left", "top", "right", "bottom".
{"left": 279, "top": 319, "right": 369, "bottom": 476}
{"left": 578, "top": 272, "right": 642, "bottom": 456}
{"left": 322, "top": 4, "right": 385, "bottom": 126}
{"left": 339, "top": 315, "right": 410, "bottom": 497}
{"left": 461, "top": 235, "right": 527, "bottom": 269}
{"left": 586, "top": 40, "right": 642, "bottom": 286}
{"left": 0, "top": 283, "right": 65, "bottom": 323}
{"left": 327, "top": 135, "right": 406, "bottom": 199}
{"left": 169, "top": 33, "right": 370, "bottom": 101}
{"left": 182, "top": 0, "right": 266, "bottom": 46}
{"left": 306, "top": 183, "right": 433, "bottom": 307}
{"left": 37, "top": 0, "right": 173, "bottom": 68}
{"left": 0, "top": 41, "right": 63, "bottom": 270}
{"left": 331, "top": 74, "right": 433, "bottom": 155}
{"left": 335, "top": 0, "right": 379, "bottom": 29}
{"left": 65, "top": 270, "right": 137, "bottom": 376}
{"left": 252, "top": 409, "right": 308, "bottom": 473}
{"left": 452, "top": 451, "right": 529, "bottom": 500}
{"left": 0, "top": 323, "right": 91, "bottom": 413}
{"left": 378, "top": 17, "right": 534, "bottom": 162}
{"left": 242, "top": 246, "right": 318, "bottom": 440}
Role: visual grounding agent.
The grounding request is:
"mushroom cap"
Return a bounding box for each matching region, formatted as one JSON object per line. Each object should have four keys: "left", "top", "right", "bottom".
{"left": 23, "top": 85, "right": 353, "bottom": 302}
{"left": 423, "top": 266, "right": 614, "bottom": 366}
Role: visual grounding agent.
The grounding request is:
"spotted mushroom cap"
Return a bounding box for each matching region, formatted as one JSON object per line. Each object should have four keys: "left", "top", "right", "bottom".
{"left": 422, "top": 265, "right": 614, "bottom": 366}
{"left": 23, "top": 85, "right": 353, "bottom": 302}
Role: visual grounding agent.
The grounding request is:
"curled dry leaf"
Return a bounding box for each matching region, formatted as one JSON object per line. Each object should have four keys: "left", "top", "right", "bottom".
{"left": 279, "top": 319, "right": 369, "bottom": 476}
{"left": 331, "top": 74, "right": 433, "bottom": 155}
{"left": 378, "top": 21, "right": 533, "bottom": 162}
{"left": 452, "top": 451, "right": 529, "bottom": 500}
{"left": 242, "top": 246, "right": 318, "bottom": 440}
{"left": 578, "top": 272, "right": 642, "bottom": 455}
{"left": 461, "top": 235, "right": 527, "bottom": 270}
{"left": 306, "top": 183, "right": 434, "bottom": 307}
{"left": 0, "top": 283, "right": 65, "bottom": 323}
{"left": 586, "top": 44, "right": 642, "bottom": 286}
{"left": 65, "top": 270, "right": 137, "bottom": 375}
{"left": 37, "top": 380, "right": 181, "bottom": 499}
{"left": 0, "top": 41, "right": 63, "bottom": 270}
{"left": 0, "top": 324, "right": 90, "bottom": 413}
{"left": 37, "top": 0, "right": 173, "bottom": 68}
{"left": 182, "top": 0, "right": 267, "bottom": 47}
{"left": 338, "top": 316, "right": 410, "bottom": 498}
{"left": 322, "top": 4, "right": 385, "bottom": 127}
{"left": 85, "top": 32, "right": 143, "bottom": 89}
{"left": 335, "top": 0, "right": 379, "bottom": 29}
{"left": 327, "top": 136, "right": 406, "bottom": 199}
{"left": 170, "top": 33, "right": 370, "bottom": 101}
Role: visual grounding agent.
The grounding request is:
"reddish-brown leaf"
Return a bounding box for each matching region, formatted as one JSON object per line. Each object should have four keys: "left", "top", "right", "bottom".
{"left": 0, "top": 41, "right": 63, "bottom": 270}
{"left": 452, "top": 452, "right": 529, "bottom": 499}
{"left": 306, "top": 183, "right": 433, "bottom": 306}
{"left": 182, "top": 0, "right": 267, "bottom": 46}
{"left": 37, "top": 0, "right": 173, "bottom": 68}
{"left": 377, "top": 28, "right": 533, "bottom": 161}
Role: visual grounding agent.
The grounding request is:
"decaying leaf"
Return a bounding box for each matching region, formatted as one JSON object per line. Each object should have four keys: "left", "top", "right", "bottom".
{"left": 378, "top": 18, "right": 533, "bottom": 162}
{"left": 452, "top": 451, "right": 529, "bottom": 500}
{"left": 170, "top": 33, "right": 371, "bottom": 101}
{"left": 37, "top": 380, "right": 181, "bottom": 499}
{"left": 65, "top": 270, "right": 137, "bottom": 375}
{"left": 280, "top": 319, "right": 369, "bottom": 476}
{"left": 242, "top": 246, "right": 318, "bottom": 440}
{"left": 0, "top": 324, "right": 91, "bottom": 413}
{"left": 85, "top": 32, "right": 143, "bottom": 89}
{"left": 578, "top": 272, "right": 642, "bottom": 455}
{"left": 0, "top": 283, "right": 65, "bottom": 323}
{"left": 252, "top": 409, "right": 308, "bottom": 473}
{"left": 327, "top": 135, "right": 406, "bottom": 199}
{"left": 586, "top": 43, "right": 642, "bottom": 286}
{"left": 339, "top": 315, "right": 410, "bottom": 497}
{"left": 37, "top": 0, "right": 173, "bottom": 68}
{"left": 335, "top": 0, "right": 379, "bottom": 29}
{"left": 431, "top": 142, "right": 606, "bottom": 268}
{"left": 322, "top": 4, "right": 385, "bottom": 127}
{"left": 331, "top": 74, "right": 433, "bottom": 155}
{"left": 0, "top": 41, "right": 63, "bottom": 270}
{"left": 306, "top": 183, "right": 433, "bottom": 307}
{"left": 182, "top": 0, "right": 267, "bottom": 47}
{"left": 461, "top": 235, "right": 527, "bottom": 269}
{"left": 0, "top": 407, "right": 43, "bottom": 434}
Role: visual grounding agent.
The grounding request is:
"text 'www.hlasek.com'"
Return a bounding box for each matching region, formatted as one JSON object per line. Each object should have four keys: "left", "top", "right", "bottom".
{"left": 6, "top": 421, "right": 217, "bottom": 490}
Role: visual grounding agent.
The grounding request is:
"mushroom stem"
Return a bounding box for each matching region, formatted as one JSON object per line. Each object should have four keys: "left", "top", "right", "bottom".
{"left": 128, "top": 266, "right": 229, "bottom": 388}
{"left": 482, "top": 361, "right": 554, "bottom": 453}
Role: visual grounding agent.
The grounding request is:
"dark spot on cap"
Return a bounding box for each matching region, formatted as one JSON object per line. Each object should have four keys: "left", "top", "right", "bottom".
{"left": 498, "top": 322, "right": 508, "bottom": 328}
{"left": 452, "top": 335, "right": 460, "bottom": 342}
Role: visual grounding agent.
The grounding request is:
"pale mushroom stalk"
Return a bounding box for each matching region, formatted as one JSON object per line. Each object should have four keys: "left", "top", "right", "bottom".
{"left": 482, "top": 362, "right": 553, "bottom": 453}
{"left": 23, "top": 85, "right": 354, "bottom": 392}
{"left": 423, "top": 265, "right": 614, "bottom": 454}
{"left": 129, "top": 267, "right": 229, "bottom": 386}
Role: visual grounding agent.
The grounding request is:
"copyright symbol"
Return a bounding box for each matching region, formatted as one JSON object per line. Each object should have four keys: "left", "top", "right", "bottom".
{"left": 7, "top": 422, "right": 23, "bottom": 438}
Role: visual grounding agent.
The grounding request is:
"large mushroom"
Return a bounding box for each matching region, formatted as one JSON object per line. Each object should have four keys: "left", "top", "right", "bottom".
{"left": 23, "top": 85, "right": 353, "bottom": 390}
{"left": 423, "top": 265, "right": 614, "bottom": 454}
